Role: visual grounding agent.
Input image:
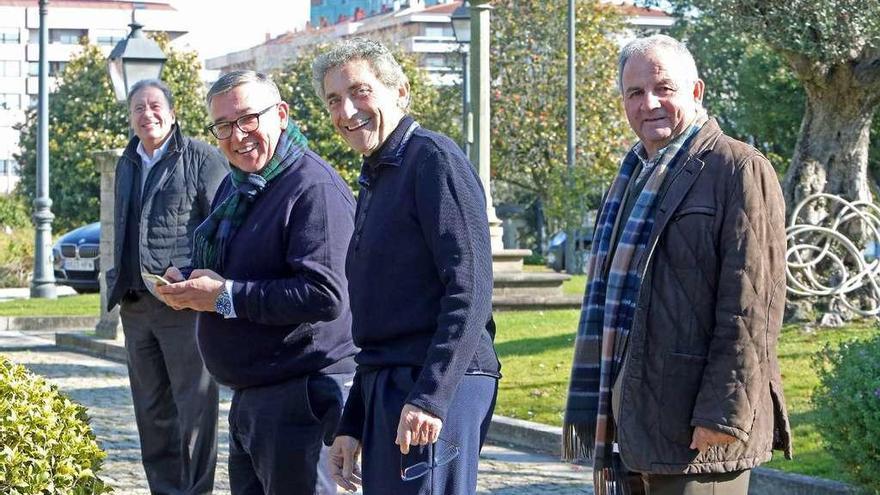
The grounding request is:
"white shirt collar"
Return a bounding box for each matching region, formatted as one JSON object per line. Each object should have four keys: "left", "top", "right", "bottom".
{"left": 136, "top": 133, "right": 174, "bottom": 168}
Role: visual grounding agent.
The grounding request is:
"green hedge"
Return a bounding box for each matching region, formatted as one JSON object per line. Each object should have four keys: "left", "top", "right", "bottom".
{"left": 813, "top": 334, "right": 880, "bottom": 493}
{"left": 0, "top": 356, "right": 109, "bottom": 494}
{"left": 0, "top": 227, "right": 34, "bottom": 288}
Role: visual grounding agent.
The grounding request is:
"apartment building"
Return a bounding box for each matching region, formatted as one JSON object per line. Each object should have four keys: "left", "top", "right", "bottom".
{"left": 0, "top": 0, "right": 185, "bottom": 193}
{"left": 206, "top": 1, "right": 673, "bottom": 87}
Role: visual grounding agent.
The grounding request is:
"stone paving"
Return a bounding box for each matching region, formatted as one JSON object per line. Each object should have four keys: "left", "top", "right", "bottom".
{"left": 0, "top": 330, "right": 592, "bottom": 494}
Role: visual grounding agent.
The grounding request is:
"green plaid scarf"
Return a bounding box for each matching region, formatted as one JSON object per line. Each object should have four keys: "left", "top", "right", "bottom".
{"left": 192, "top": 118, "right": 308, "bottom": 272}
{"left": 563, "top": 113, "right": 706, "bottom": 495}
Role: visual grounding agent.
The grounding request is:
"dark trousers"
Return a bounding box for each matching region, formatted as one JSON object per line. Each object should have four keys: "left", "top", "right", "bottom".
{"left": 641, "top": 470, "right": 750, "bottom": 495}
{"left": 359, "top": 368, "right": 498, "bottom": 495}
{"left": 121, "top": 292, "right": 219, "bottom": 495}
{"left": 228, "top": 372, "right": 354, "bottom": 495}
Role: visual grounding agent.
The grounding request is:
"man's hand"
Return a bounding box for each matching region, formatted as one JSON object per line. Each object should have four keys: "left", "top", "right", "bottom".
{"left": 395, "top": 403, "right": 443, "bottom": 454}
{"left": 156, "top": 268, "right": 225, "bottom": 312}
{"left": 329, "top": 435, "right": 362, "bottom": 492}
{"left": 690, "top": 425, "right": 736, "bottom": 453}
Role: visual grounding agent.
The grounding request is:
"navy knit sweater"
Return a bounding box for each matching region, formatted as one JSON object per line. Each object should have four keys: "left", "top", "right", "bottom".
{"left": 337, "top": 116, "right": 500, "bottom": 437}
{"left": 196, "top": 150, "right": 358, "bottom": 390}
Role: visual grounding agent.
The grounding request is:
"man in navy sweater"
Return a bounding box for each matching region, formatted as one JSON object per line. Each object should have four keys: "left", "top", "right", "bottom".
{"left": 158, "top": 71, "right": 358, "bottom": 495}
{"left": 313, "top": 39, "right": 500, "bottom": 494}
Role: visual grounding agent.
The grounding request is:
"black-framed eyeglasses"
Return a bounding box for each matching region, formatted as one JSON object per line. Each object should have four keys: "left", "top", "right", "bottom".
{"left": 207, "top": 103, "right": 278, "bottom": 140}
{"left": 399, "top": 437, "right": 460, "bottom": 481}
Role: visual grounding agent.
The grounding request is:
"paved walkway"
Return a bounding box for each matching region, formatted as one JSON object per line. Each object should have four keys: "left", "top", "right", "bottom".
{"left": 0, "top": 330, "right": 592, "bottom": 494}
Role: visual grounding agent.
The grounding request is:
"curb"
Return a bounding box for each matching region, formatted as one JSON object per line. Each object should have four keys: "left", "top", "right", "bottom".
{"left": 55, "top": 332, "right": 127, "bottom": 363}
{"left": 486, "top": 416, "right": 857, "bottom": 495}
{"left": 0, "top": 316, "right": 98, "bottom": 331}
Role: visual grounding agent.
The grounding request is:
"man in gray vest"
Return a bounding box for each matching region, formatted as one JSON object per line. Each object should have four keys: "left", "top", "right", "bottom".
{"left": 106, "top": 79, "right": 228, "bottom": 494}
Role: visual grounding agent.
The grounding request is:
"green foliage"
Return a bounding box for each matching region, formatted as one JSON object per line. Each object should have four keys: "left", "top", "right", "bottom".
{"left": 681, "top": 0, "right": 880, "bottom": 66}
{"left": 812, "top": 334, "right": 880, "bottom": 492}
{"left": 15, "top": 39, "right": 210, "bottom": 231}
{"left": 0, "top": 355, "right": 109, "bottom": 494}
{"left": 273, "top": 46, "right": 460, "bottom": 189}
{"left": 0, "top": 227, "right": 34, "bottom": 288}
{"left": 0, "top": 195, "right": 32, "bottom": 229}
{"left": 491, "top": 0, "right": 629, "bottom": 233}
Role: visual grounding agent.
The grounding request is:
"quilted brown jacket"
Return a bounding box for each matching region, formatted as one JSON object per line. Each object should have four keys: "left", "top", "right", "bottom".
{"left": 615, "top": 119, "right": 793, "bottom": 474}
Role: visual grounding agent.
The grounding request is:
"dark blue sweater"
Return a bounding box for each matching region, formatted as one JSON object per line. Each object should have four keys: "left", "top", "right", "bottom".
{"left": 196, "top": 150, "right": 358, "bottom": 390}
{"left": 338, "top": 116, "right": 500, "bottom": 437}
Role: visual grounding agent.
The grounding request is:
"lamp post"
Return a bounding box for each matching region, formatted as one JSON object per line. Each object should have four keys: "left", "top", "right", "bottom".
{"left": 451, "top": 2, "right": 471, "bottom": 159}
{"left": 468, "top": 0, "right": 503, "bottom": 251}
{"left": 31, "top": 0, "right": 56, "bottom": 298}
{"left": 565, "top": 0, "right": 577, "bottom": 274}
{"left": 108, "top": 11, "right": 167, "bottom": 102}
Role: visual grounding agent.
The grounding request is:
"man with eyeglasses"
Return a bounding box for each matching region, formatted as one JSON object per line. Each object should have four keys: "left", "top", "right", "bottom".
{"left": 157, "top": 70, "right": 358, "bottom": 494}
{"left": 106, "top": 79, "right": 228, "bottom": 494}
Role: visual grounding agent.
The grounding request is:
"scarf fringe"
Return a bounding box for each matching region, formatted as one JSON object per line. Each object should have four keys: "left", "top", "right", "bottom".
{"left": 593, "top": 454, "right": 644, "bottom": 495}
{"left": 561, "top": 422, "right": 595, "bottom": 462}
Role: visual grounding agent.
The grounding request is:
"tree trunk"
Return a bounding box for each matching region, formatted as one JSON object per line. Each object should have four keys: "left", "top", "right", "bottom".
{"left": 783, "top": 63, "right": 878, "bottom": 224}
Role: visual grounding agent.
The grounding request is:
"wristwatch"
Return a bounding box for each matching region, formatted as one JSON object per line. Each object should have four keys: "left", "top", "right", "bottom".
{"left": 214, "top": 287, "right": 233, "bottom": 317}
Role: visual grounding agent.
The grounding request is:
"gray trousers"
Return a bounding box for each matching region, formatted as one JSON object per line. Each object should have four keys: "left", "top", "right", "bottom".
{"left": 121, "top": 291, "right": 219, "bottom": 495}
{"left": 641, "top": 469, "right": 750, "bottom": 495}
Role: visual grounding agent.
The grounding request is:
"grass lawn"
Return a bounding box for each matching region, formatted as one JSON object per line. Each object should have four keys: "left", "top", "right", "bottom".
{"left": 494, "top": 309, "right": 875, "bottom": 483}
{"left": 0, "top": 293, "right": 100, "bottom": 316}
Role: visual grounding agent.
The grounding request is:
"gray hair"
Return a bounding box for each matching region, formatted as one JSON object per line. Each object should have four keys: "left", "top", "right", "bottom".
{"left": 206, "top": 70, "right": 282, "bottom": 107}
{"left": 127, "top": 79, "right": 174, "bottom": 109}
{"left": 311, "top": 38, "right": 410, "bottom": 110}
{"left": 617, "top": 34, "right": 699, "bottom": 93}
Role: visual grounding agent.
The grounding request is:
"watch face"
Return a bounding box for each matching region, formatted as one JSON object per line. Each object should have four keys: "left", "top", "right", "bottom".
{"left": 215, "top": 291, "right": 232, "bottom": 316}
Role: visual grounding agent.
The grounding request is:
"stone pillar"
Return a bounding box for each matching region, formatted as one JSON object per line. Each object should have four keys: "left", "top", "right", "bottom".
{"left": 94, "top": 149, "right": 123, "bottom": 340}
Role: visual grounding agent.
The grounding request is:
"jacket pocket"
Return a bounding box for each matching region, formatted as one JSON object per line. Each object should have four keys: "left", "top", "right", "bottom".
{"left": 663, "top": 206, "right": 716, "bottom": 269}
{"left": 659, "top": 352, "right": 707, "bottom": 445}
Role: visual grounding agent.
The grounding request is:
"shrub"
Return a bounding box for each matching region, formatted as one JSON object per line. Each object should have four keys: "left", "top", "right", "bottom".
{"left": 812, "top": 334, "right": 880, "bottom": 493}
{"left": 0, "top": 356, "right": 110, "bottom": 494}
{"left": 0, "top": 226, "right": 34, "bottom": 288}
{"left": 0, "top": 195, "right": 31, "bottom": 229}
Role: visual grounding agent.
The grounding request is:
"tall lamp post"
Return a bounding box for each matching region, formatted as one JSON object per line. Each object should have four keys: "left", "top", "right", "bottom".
{"left": 468, "top": 0, "right": 503, "bottom": 251}
{"left": 451, "top": 2, "right": 471, "bottom": 160}
{"left": 31, "top": 0, "right": 55, "bottom": 298}
{"left": 108, "top": 11, "right": 167, "bottom": 103}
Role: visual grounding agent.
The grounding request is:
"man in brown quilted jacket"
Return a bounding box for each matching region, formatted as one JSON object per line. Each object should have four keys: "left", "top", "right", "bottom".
{"left": 564, "top": 34, "right": 792, "bottom": 495}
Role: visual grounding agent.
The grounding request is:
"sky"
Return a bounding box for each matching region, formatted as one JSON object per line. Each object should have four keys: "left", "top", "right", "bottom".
{"left": 168, "top": 0, "right": 310, "bottom": 61}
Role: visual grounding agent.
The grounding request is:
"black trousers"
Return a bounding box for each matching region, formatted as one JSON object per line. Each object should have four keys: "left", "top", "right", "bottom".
{"left": 358, "top": 368, "right": 498, "bottom": 495}
{"left": 228, "top": 372, "right": 354, "bottom": 495}
{"left": 121, "top": 292, "right": 219, "bottom": 495}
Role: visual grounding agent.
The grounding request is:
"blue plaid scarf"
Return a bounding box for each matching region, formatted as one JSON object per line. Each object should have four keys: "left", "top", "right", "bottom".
{"left": 191, "top": 118, "right": 308, "bottom": 272}
{"left": 563, "top": 114, "right": 706, "bottom": 494}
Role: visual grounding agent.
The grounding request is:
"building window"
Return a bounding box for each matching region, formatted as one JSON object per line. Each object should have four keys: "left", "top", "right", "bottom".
{"left": 30, "top": 61, "right": 66, "bottom": 77}
{"left": 0, "top": 159, "right": 21, "bottom": 177}
{"left": 96, "top": 35, "right": 125, "bottom": 46}
{"left": 312, "top": 0, "right": 323, "bottom": 5}
{"left": 0, "top": 94, "right": 21, "bottom": 110}
{"left": 0, "top": 61, "right": 20, "bottom": 77}
{"left": 424, "top": 26, "right": 453, "bottom": 38}
{"left": 50, "top": 29, "right": 87, "bottom": 45}
{"left": 0, "top": 28, "right": 19, "bottom": 44}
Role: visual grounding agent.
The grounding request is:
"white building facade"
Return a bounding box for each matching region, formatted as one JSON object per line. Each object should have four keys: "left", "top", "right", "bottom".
{"left": 0, "top": 0, "right": 185, "bottom": 194}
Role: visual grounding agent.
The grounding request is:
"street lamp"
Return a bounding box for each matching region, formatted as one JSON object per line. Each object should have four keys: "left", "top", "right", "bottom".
{"left": 451, "top": 1, "right": 471, "bottom": 159}
{"left": 108, "top": 12, "right": 167, "bottom": 102}
{"left": 31, "top": 0, "right": 55, "bottom": 298}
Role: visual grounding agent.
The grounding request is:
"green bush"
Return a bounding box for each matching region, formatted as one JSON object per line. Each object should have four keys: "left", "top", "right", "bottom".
{"left": 812, "top": 334, "right": 880, "bottom": 492}
{"left": 0, "top": 195, "right": 31, "bottom": 229}
{"left": 0, "top": 227, "right": 34, "bottom": 288}
{"left": 0, "top": 356, "right": 109, "bottom": 494}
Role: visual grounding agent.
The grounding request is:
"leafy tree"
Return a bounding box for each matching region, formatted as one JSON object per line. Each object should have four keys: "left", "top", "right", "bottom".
{"left": 490, "top": 0, "right": 629, "bottom": 239}
{"left": 662, "top": 0, "right": 880, "bottom": 219}
{"left": 15, "top": 39, "right": 211, "bottom": 231}
{"left": 272, "top": 45, "right": 460, "bottom": 189}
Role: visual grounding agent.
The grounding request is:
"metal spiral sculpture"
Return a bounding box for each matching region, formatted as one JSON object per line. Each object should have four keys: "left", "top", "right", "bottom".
{"left": 786, "top": 193, "right": 880, "bottom": 317}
